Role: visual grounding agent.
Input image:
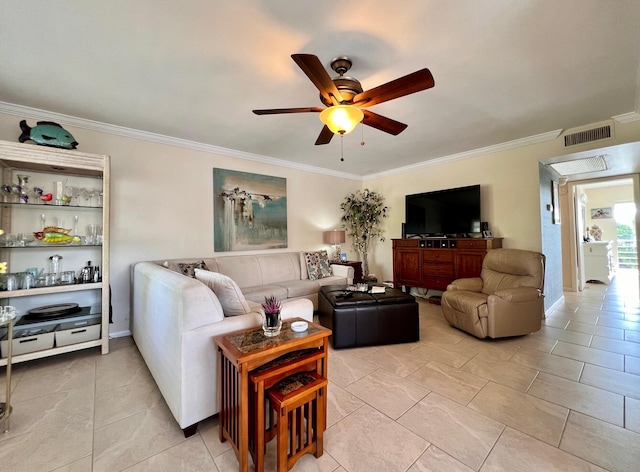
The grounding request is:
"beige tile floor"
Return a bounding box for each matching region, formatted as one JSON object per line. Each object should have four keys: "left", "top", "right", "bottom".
{"left": 1, "top": 270, "right": 640, "bottom": 471}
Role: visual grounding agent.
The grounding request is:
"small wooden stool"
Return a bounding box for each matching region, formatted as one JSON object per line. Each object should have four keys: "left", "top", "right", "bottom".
{"left": 249, "top": 348, "right": 326, "bottom": 472}
{"left": 267, "top": 371, "right": 328, "bottom": 472}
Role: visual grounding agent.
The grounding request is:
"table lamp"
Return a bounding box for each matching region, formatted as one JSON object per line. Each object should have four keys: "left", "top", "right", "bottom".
{"left": 323, "top": 230, "right": 345, "bottom": 262}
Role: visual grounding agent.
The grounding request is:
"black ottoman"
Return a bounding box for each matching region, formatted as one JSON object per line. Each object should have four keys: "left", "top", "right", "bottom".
{"left": 317, "top": 285, "right": 419, "bottom": 349}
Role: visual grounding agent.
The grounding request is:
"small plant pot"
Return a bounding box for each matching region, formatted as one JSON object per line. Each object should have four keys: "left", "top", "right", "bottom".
{"left": 262, "top": 311, "right": 282, "bottom": 337}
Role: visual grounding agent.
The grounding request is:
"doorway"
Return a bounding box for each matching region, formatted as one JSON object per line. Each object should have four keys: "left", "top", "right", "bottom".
{"left": 565, "top": 176, "right": 640, "bottom": 292}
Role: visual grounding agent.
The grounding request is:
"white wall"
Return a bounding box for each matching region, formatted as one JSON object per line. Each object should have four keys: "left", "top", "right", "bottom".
{"left": 0, "top": 113, "right": 361, "bottom": 335}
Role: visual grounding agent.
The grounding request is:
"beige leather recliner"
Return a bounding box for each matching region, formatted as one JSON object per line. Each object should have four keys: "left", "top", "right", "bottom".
{"left": 441, "top": 248, "right": 545, "bottom": 339}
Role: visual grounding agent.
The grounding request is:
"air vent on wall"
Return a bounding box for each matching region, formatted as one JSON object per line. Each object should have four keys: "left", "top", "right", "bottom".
{"left": 564, "top": 125, "right": 611, "bottom": 147}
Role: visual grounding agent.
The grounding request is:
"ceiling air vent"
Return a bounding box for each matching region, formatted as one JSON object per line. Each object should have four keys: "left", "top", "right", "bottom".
{"left": 564, "top": 125, "right": 611, "bottom": 147}
{"left": 549, "top": 155, "right": 608, "bottom": 175}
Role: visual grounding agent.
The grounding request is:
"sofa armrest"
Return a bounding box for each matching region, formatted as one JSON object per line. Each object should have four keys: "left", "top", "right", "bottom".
{"left": 330, "top": 264, "right": 354, "bottom": 283}
{"left": 446, "top": 277, "right": 483, "bottom": 292}
{"left": 132, "top": 262, "right": 225, "bottom": 332}
{"left": 491, "top": 287, "right": 542, "bottom": 303}
{"left": 486, "top": 288, "right": 544, "bottom": 338}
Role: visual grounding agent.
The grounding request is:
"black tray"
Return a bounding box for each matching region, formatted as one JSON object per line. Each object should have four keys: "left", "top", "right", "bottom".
{"left": 25, "top": 303, "right": 81, "bottom": 320}
{"left": 15, "top": 306, "right": 92, "bottom": 326}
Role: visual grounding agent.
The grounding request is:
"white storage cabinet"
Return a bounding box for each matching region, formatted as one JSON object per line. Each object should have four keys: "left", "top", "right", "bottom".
{"left": 583, "top": 241, "right": 614, "bottom": 284}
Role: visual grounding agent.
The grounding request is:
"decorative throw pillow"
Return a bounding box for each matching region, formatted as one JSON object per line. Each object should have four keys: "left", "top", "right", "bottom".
{"left": 164, "top": 260, "right": 209, "bottom": 278}
{"left": 304, "top": 251, "right": 332, "bottom": 281}
{"left": 194, "top": 269, "right": 250, "bottom": 316}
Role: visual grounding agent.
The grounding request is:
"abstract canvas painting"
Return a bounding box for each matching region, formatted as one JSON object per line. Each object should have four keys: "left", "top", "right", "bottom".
{"left": 213, "top": 168, "right": 287, "bottom": 252}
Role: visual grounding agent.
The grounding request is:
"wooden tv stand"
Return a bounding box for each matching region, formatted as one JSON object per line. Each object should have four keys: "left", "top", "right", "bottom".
{"left": 392, "top": 238, "right": 503, "bottom": 291}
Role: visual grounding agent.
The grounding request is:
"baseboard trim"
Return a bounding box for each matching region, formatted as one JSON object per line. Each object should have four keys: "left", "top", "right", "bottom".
{"left": 109, "top": 329, "right": 132, "bottom": 339}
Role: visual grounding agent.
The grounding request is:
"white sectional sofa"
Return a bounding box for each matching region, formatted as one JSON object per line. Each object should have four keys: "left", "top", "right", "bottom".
{"left": 131, "top": 251, "right": 353, "bottom": 436}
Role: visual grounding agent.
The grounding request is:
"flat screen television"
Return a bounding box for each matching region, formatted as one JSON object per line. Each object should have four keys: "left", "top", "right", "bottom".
{"left": 405, "top": 185, "right": 481, "bottom": 237}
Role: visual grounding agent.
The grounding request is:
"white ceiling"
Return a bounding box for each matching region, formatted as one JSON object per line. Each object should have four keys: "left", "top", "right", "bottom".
{"left": 1, "top": 1, "right": 640, "bottom": 178}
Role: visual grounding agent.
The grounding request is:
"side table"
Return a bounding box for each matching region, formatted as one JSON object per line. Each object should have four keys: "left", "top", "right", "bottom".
{"left": 333, "top": 260, "right": 363, "bottom": 284}
{"left": 213, "top": 318, "right": 331, "bottom": 472}
{"left": 0, "top": 306, "right": 16, "bottom": 433}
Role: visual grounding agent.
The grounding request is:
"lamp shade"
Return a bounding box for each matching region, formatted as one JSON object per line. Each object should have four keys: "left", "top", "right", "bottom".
{"left": 319, "top": 106, "right": 364, "bottom": 135}
{"left": 323, "top": 230, "right": 345, "bottom": 245}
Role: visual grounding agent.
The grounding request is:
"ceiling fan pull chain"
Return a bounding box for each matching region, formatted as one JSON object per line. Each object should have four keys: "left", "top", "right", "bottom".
{"left": 340, "top": 134, "right": 345, "bottom": 162}
{"left": 361, "top": 120, "right": 365, "bottom": 146}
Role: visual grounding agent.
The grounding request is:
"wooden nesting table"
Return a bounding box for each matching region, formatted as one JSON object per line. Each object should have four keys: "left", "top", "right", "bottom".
{"left": 213, "top": 319, "right": 331, "bottom": 472}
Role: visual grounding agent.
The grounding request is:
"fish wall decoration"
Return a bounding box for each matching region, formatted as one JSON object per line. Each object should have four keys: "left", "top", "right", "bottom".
{"left": 18, "top": 120, "right": 79, "bottom": 149}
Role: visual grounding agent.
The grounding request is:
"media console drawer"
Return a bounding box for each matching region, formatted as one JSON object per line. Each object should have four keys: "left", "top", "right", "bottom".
{"left": 422, "top": 250, "right": 454, "bottom": 263}
{"left": 393, "top": 239, "right": 420, "bottom": 248}
{"left": 422, "top": 263, "right": 454, "bottom": 277}
{"left": 422, "top": 276, "right": 453, "bottom": 291}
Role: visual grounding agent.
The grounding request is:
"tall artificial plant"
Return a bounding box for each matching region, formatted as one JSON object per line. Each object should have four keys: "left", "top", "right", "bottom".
{"left": 340, "top": 189, "right": 388, "bottom": 277}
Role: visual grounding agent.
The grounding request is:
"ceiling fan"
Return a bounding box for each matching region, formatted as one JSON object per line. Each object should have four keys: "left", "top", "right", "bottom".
{"left": 253, "top": 54, "right": 435, "bottom": 145}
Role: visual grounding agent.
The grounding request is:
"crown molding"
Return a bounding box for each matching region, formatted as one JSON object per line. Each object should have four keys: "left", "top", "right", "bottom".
{"left": 2, "top": 101, "right": 613, "bottom": 183}
{"left": 0, "top": 101, "right": 363, "bottom": 182}
{"left": 363, "top": 129, "right": 563, "bottom": 181}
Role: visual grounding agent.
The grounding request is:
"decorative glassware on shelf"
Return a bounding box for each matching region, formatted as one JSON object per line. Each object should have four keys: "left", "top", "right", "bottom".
{"left": 0, "top": 175, "right": 35, "bottom": 203}
{"left": 0, "top": 177, "right": 103, "bottom": 207}
{"left": 63, "top": 185, "right": 79, "bottom": 206}
{"left": 80, "top": 187, "right": 92, "bottom": 206}
{"left": 15, "top": 175, "right": 29, "bottom": 203}
{"left": 261, "top": 295, "right": 282, "bottom": 337}
{"left": 89, "top": 187, "right": 101, "bottom": 206}
{"left": 0, "top": 305, "right": 16, "bottom": 322}
{"left": 32, "top": 186, "right": 45, "bottom": 204}
{"left": 60, "top": 186, "right": 102, "bottom": 207}
{"left": 1, "top": 178, "right": 52, "bottom": 205}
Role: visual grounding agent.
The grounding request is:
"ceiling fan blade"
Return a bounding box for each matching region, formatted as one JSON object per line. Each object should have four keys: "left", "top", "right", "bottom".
{"left": 253, "top": 107, "right": 324, "bottom": 115}
{"left": 315, "top": 125, "right": 334, "bottom": 145}
{"left": 353, "top": 68, "right": 434, "bottom": 108}
{"left": 291, "top": 54, "right": 344, "bottom": 104}
{"left": 362, "top": 110, "right": 408, "bottom": 135}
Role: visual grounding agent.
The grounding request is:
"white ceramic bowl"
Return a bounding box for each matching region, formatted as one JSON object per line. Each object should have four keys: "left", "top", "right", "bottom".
{"left": 291, "top": 321, "right": 308, "bottom": 332}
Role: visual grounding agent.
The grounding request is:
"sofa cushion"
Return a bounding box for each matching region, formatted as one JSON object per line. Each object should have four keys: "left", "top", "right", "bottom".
{"left": 317, "top": 275, "right": 348, "bottom": 287}
{"left": 304, "top": 251, "right": 332, "bottom": 280}
{"left": 194, "top": 269, "right": 251, "bottom": 316}
{"left": 242, "top": 285, "right": 289, "bottom": 304}
{"left": 210, "top": 253, "right": 302, "bottom": 289}
{"left": 164, "top": 260, "right": 209, "bottom": 278}
{"left": 255, "top": 253, "right": 302, "bottom": 285}
{"left": 213, "top": 256, "right": 263, "bottom": 288}
{"left": 443, "top": 290, "right": 489, "bottom": 318}
{"left": 277, "top": 279, "right": 320, "bottom": 298}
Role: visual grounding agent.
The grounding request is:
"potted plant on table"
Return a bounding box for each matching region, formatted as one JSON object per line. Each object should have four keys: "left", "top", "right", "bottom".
{"left": 262, "top": 295, "right": 282, "bottom": 337}
{"left": 340, "top": 189, "right": 388, "bottom": 278}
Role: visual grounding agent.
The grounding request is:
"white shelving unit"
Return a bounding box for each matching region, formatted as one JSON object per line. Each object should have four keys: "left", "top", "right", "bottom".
{"left": 0, "top": 140, "right": 110, "bottom": 366}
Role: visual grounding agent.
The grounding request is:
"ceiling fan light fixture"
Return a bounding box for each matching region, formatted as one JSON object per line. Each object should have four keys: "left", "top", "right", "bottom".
{"left": 319, "top": 105, "right": 364, "bottom": 135}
